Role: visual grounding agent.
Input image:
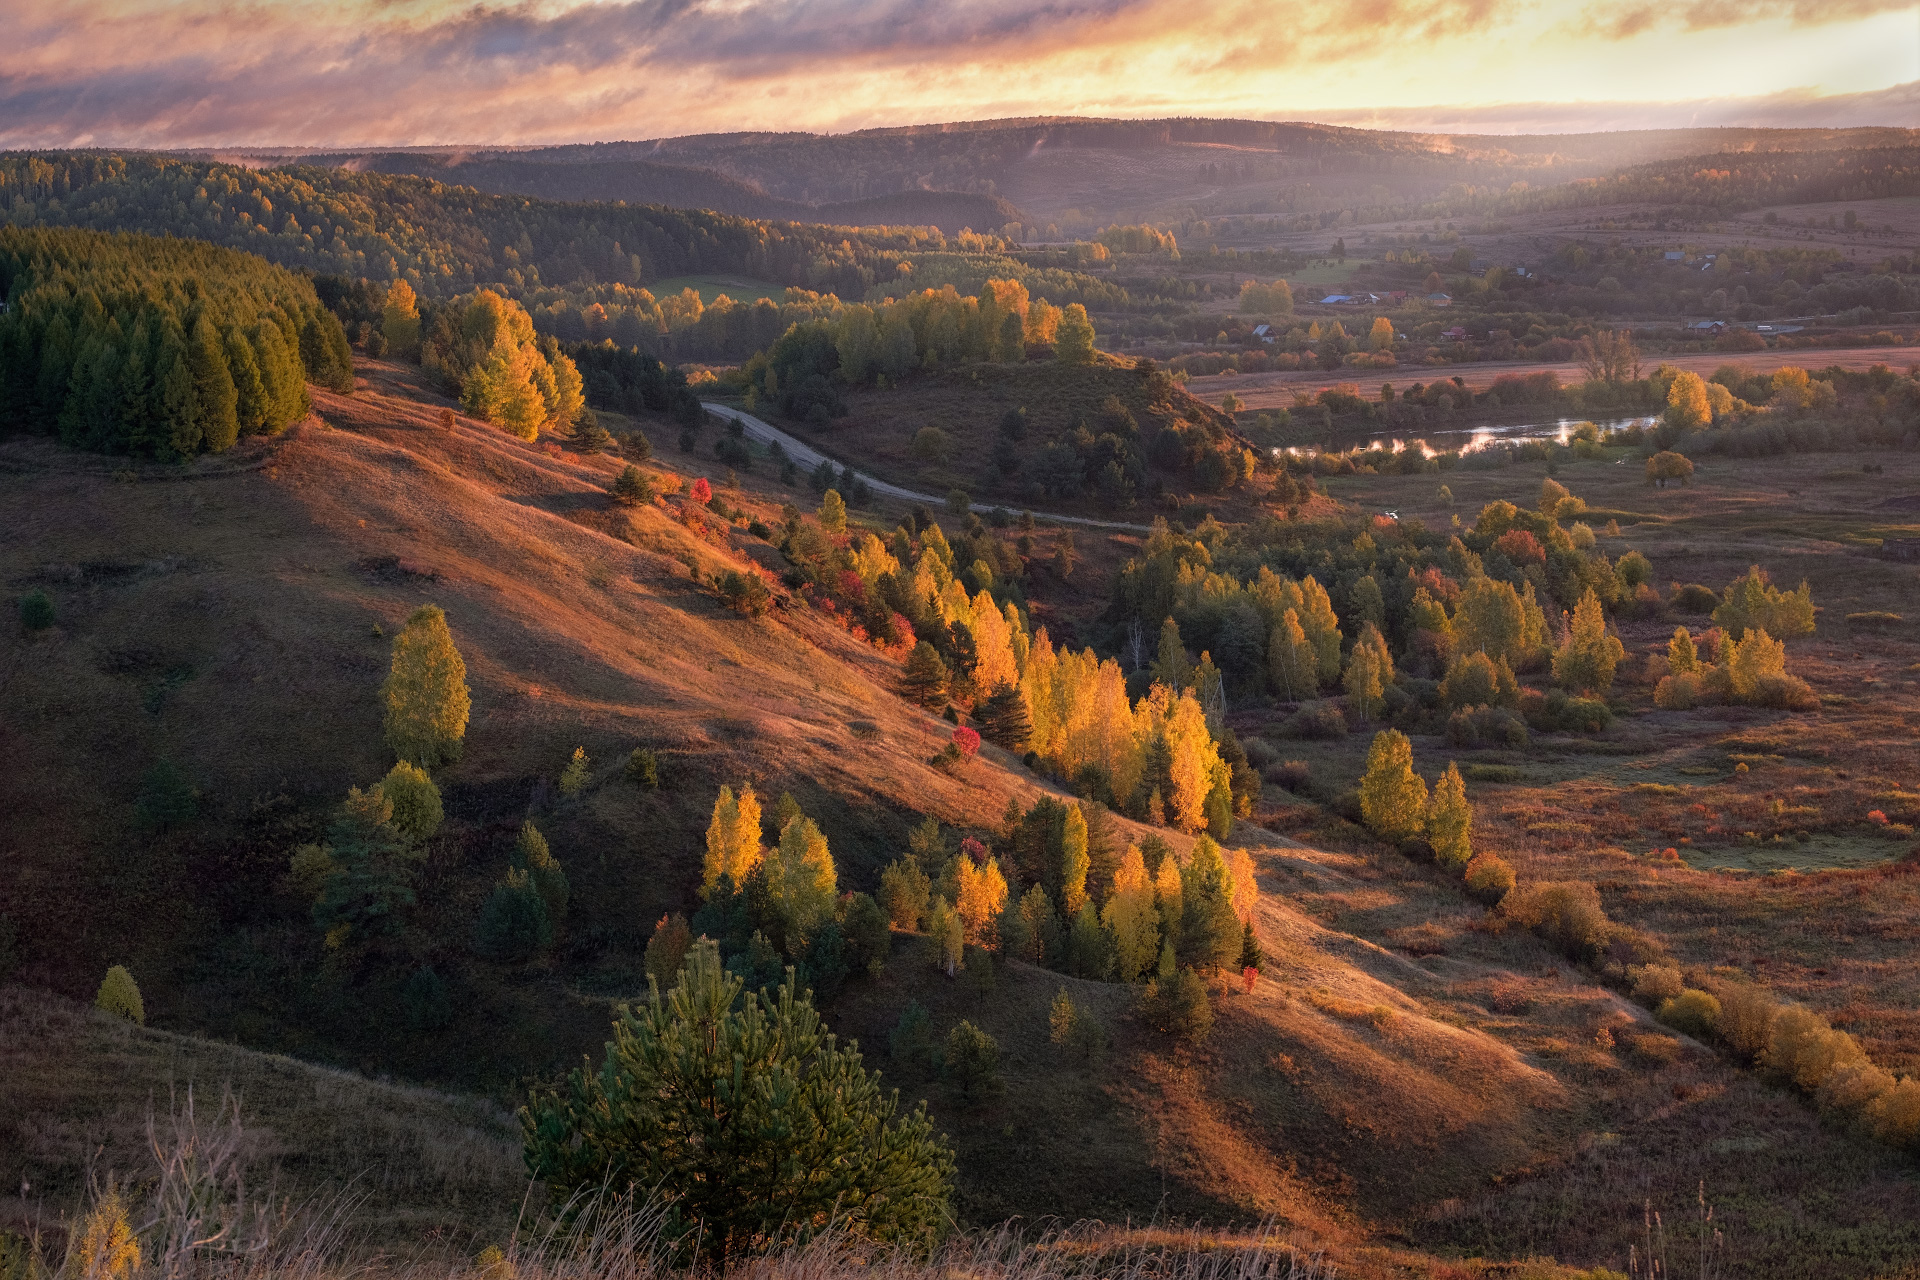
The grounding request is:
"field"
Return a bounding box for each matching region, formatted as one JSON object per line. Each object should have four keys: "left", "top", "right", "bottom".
{"left": 1189, "top": 345, "right": 1920, "bottom": 414}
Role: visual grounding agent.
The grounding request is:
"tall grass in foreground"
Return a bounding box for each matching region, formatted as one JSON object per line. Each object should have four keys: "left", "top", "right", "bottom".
{"left": 34, "top": 1084, "right": 1337, "bottom": 1280}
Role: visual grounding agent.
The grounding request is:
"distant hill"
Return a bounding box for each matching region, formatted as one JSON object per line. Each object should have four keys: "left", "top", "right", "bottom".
{"left": 319, "top": 153, "right": 1025, "bottom": 235}
{"left": 287, "top": 117, "right": 1917, "bottom": 230}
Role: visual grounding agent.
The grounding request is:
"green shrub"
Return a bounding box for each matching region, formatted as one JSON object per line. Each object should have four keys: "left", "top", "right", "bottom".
{"left": 1668, "top": 582, "right": 1719, "bottom": 614}
{"left": 19, "top": 590, "right": 53, "bottom": 632}
{"left": 1465, "top": 763, "right": 1524, "bottom": 783}
{"left": 1446, "top": 704, "right": 1529, "bottom": 748}
{"left": 1657, "top": 988, "right": 1721, "bottom": 1036}
{"left": 1501, "top": 881, "right": 1611, "bottom": 960}
{"left": 95, "top": 965, "right": 145, "bottom": 1024}
{"left": 889, "top": 999, "right": 938, "bottom": 1074}
{"left": 942, "top": 1020, "right": 1003, "bottom": 1105}
{"left": 473, "top": 877, "right": 552, "bottom": 962}
{"left": 1140, "top": 966, "right": 1213, "bottom": 1041}
{"left": 1629, "top": 963, "right": 1685, "bottom": 1004}
{"left": 377, "top": 761, "right": 443, "bottom": 842}
{"left": 558, "top": 746, "right": 591, "bottom": 797}
{"left": 1280, "top": 701, "right": 1347, "bottom": 740}
{"left": 402, "top": 966, "right": 452, "bottom": 1031}
{"left": 134, "top": 758, "right": 198, "bottom": 831}
{"left": 521, "top": 945, "right": 954, "bottom": 1263}
{"left": 626, "top": 747, "right": 661, "bottom": 788}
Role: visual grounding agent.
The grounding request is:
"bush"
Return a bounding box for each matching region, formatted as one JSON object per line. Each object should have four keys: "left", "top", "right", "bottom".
{"left": 1524, "top": 689, "right": 1611, "bottom": 733}
{"left": 1272, "top": 759, "right": 1313, "bottom": 794}
{"left": 1461, "top": 853, "right": 1515, "bottom": 904}
{"left": 1465, "top": 763, "right": 1523, "bottom": 783}
{"left": 1657, "top": 988, "right": 1721, "bottom": 1036}
{"left": 942, "top": 1021, "right": 1004, "bottom": 1105}
{"left": 717, "top": 570, "right": 773, "bottom": 617}
{"left": 402, "top": 966, "right": 453, "bottom": 1031}
{"left": 889, "top": 999, "right": 938, "bottom": 1074}
{"left": 1751, "top": 673, "right": 1819, "bottom": 711}
{"left": 473, "top": 879, "right": 552, "bottom": 962}
{"left": 522, "top": 945, "right": 954, "bottom": 1263}
{"left": 135, "top": 758, "right": 199, "bottom": 831}
{"left": 1711, "top": 981, "right": 1781, "bottom": 1060}
{"left": 1140, "top": 966, "right": 1213, "bottom": 1041}
{"left": 1502, "top": 881, "right": 1611, "bottom": 960}
{"left": 1669, "top": 582, "right": 1719, "bottom": 614}
{"left": 1763, "top": 1004, "right": 1869, "bottom": 1090}
{"left": 1279, "top": 701, "right": 1347, "bottom": 739}
{"left": 95, "top": 965, "right": 145, "bottom": 1024}
{"left": 1629, "top": 963, "right": 1685, "bottom": 1004}
{"left": 19, "top": 590, "right": 53, "bottom": 632}
{"left": 1446, "top": 704, "right": 1529, "bottom": 748}
{"left": 626, "top": 747, "right": 660, "bottom": 788}
{"left": 1653, "top": 672, "right": 1704, "bottom": 710}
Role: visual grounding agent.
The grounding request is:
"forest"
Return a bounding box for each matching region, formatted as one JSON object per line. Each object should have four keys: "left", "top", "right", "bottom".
{"left": 0, "top": 226, "right": 353, "bottom": 457}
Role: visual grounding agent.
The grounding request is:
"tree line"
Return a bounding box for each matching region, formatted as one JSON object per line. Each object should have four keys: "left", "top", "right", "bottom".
{"left": 0, "top": 226, "right": 353, "bottom": 456}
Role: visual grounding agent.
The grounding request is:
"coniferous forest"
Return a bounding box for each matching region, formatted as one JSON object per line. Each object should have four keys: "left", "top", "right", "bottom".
{"left": 0, "top": 226, "right": 353, "bottom": 457}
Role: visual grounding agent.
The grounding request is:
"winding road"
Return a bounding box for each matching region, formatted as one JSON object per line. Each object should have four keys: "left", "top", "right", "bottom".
{"left": 701, "top": 402, "right": 1154, "bottom": 533}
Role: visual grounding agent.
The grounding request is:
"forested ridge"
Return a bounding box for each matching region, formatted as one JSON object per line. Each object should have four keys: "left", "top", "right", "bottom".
{"left": 0, "top": 226, "right": 352, "bottom": 456}
{"left": 0, "top": 153, "right": 1003, "bottom": 303}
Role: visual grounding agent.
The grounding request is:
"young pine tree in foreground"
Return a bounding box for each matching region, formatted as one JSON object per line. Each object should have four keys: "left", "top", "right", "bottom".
{"left": 521, "top": 944, "right": 954, "bottom": 1264}
{"left": 96, "top": 965, "right": 144, "bottom": 1024}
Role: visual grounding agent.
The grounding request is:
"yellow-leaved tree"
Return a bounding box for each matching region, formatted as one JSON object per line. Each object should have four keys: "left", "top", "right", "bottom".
{"left": 1102, "top": 844, "right": 1161, "bottom": 982}
{"left": 382, "top": 605, "right": 470, "bottom": 768}
{"left": 770, "top": 816, "right": 838, "bottom": 941}
{"left": 1552, "top": 588, "right": 1626, "bottom": 695}
{"left": 1359, "top": 729, "right": 1429, "bottom": 844}
{"left": 381, "top": 278, "right": 421, "bottom": 358}
{"left": 702, "top": 784, "right": 764, "bottom": 896}
{"left": 423, "top": 290, "right": 584, "bottom": 440}
{"left": 955, "top": 854, "right": 1009, "bottom": 947}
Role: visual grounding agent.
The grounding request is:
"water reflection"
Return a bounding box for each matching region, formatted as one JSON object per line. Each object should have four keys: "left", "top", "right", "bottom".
{"left": 1275, "top": 416, "right": 1655, "bottom": 459}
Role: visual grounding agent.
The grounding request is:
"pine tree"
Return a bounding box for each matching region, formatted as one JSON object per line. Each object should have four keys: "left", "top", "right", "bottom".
{"left": 1552, "top": 588, "right": 1625, "bottom": 695}
{"left": 515, "top": 821, "right": 569, "bottom": 931}
{"left": 1237, "top": 921, "right": 1263, "bottom": 973}
{"left": 942, "top": 1020, "right": 1004, "bottom": 1105}
{"left": 377, "top": 761, "right": 444, "bottom": 842}
{"left": 974, "top": 683, "right": 1031, "bottom": 749}
{"left": 1358, "top": 729, "right": 1429, "bottom": 844}
{"left": 900, "top": 642, "right": 951, "bottom": 710}
{"left": 1066, "top": 903, "right": 1112, "bottom": 979}
{"left": 521, "top": 944, "right": 954, "bottom": 1263}
{"left": 609, "top": 464, "right": 654, "bottom": 505}
{"left": 187, "top": 315, "right": 240, "bottom": 453}
{"left": 1150, "top": 616, "right": 1193, "bottom": 690}
{"left": 315, "top": 785, "right": 421, "bottom": 942}
{"left": 559, "top": 746, "right": 591, "bottom": 797}
{"left": 95, "top": 965, "right": 145, "bottom": 1024}
{"left": 224, "top": 327, "right": 268, "bottom": 436}
{"left": 1428, "top": 762, "right": 1472, "bottom": 869}
{"left": 382, "top": 605, "right": 470, "bottom": 768}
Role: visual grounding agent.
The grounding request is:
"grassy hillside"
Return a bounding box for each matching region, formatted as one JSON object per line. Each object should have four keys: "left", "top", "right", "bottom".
{"left": 6, "top": 357, "right": 1920, "bottom": 1277}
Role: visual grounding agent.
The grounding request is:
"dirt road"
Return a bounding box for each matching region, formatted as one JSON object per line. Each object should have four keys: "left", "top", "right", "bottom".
{"left": 701, "top": 402, "right": 1153, "bottom": 532}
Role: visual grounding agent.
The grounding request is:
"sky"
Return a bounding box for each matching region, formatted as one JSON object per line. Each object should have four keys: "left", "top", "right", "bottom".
{"left": 2, "top": 0, "right": 1915, "bottom": 149}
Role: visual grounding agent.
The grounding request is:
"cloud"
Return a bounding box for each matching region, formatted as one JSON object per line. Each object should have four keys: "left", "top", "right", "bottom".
{"left": 1579, "top": 0, "right": 1915, "bottom": 39}
{"left": 0, "top": 0, "right": 1910, "bottom": 148}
